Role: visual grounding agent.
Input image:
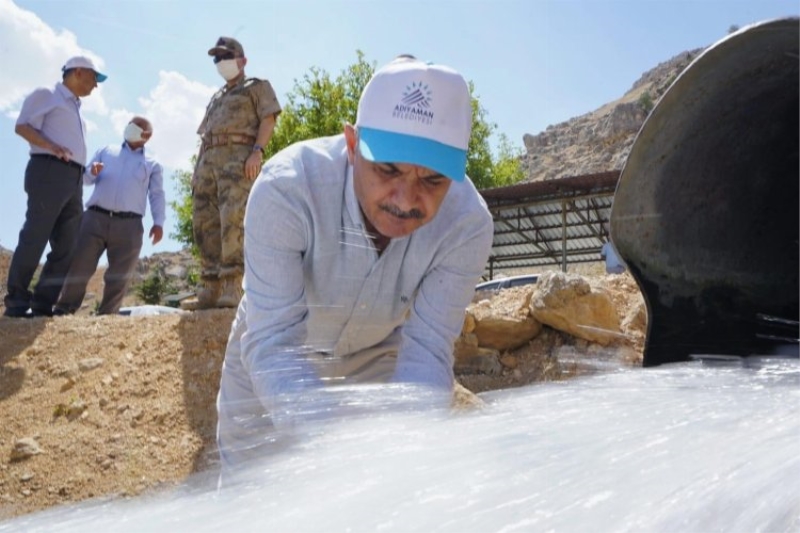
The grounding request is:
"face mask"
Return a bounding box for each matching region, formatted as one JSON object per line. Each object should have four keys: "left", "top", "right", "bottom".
{"left": 216, "top": 59, "right": 241, "bottom": 81}
{"left": 124, "top": 122, "right": 144, "bottom": 143}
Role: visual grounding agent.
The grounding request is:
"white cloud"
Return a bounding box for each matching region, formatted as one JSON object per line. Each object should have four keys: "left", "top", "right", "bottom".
{"left": 136, "top": 71, "right": 216, "bottom": 171}
{"left": 0, "top": 0, "right": 109, "bottom": 114}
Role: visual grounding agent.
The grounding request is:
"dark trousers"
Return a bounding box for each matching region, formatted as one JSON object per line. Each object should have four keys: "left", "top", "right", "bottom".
{"left": 56, "top": 209, "right": 143, "bottom": 315}
{"left": 4, "top": 156, "right": 83, "bottom": 312}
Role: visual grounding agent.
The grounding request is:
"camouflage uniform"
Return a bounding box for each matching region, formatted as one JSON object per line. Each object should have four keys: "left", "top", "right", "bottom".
{"left": 193, "top": 77, "right": 281, "bottom": 282}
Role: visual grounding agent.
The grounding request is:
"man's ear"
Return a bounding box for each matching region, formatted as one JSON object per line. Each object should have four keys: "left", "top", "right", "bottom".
{"left": 344, "top": 124, "right": 357, "bottom": 164}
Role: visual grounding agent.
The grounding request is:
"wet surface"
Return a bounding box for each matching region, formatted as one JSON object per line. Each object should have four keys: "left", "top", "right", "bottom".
{"left": 5, "top": 357, "right": 798, "bottom": 532}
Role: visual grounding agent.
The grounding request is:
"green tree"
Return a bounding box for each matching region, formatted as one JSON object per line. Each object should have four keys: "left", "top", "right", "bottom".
{"left": 465, "top": 82, "right": 496, "bottom": 189}
{"left": 464, "top": 84, "right": 525, "bottom": 189}
{"left": 170, "top": 51, "right": 525, "bottom": 249}
{"left": 264, "top": 50, "right": 375, "bottom": 159}
{"left": 169, "top": 161, "right": 198, "bottom": 256}
{"left": 134, "top": 271, "right": 176, "bottom": 305}
{"left": 490, "top": 133, "right": 526, "bottom": 187}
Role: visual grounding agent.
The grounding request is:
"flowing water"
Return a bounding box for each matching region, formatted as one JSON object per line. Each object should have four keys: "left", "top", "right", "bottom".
{"left": 3, "top": 357, "right": 799, "bottom": 532}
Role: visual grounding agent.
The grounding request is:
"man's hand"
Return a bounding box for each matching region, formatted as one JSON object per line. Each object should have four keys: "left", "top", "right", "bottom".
{"left": 149, "top": 225, "right": 163, "bottom": 245}
{"left": 15, "top": 123, "right": 72, "bottom": 162}
{"left": 50, "top": 143, "right": 73, "bottom": 162}
{"left": 244, "top": 151, "right": 263, "bottom": 180}
{"left": 90, "top": 162, "right": 104, "bottom": 176}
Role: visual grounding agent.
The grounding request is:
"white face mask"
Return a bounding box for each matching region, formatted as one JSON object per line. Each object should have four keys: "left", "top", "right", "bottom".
{"left": 216, "top": 58, "right": 241, "bottom": 81}
{"left": 124, "top": 122, "right": 145, "bottom": 143}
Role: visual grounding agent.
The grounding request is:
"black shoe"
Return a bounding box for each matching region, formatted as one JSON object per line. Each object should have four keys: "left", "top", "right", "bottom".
{"left": 30, "top": 306, "right": 54, "bottom": 317}
{"left": 3, "top": 306, "right": 32, "bottom": 318}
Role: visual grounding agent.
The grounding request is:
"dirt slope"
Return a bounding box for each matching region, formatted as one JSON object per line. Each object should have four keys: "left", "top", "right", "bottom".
{"left": 0, "top": 309, "right": 233, "bottom": 520}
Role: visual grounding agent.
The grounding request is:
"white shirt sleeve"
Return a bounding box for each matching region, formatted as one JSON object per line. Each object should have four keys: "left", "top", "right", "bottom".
{"left": 393, "top": 206, "right": 495, "bottom": 391}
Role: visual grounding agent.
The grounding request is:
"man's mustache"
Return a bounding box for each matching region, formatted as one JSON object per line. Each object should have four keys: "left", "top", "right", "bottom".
{"left": 379, "top": 204, "right": 424, "bottom": 220}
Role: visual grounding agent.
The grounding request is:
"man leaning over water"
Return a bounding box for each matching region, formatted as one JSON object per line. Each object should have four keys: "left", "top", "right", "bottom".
{"left": 215, "top": 55, "right": 494, "bottom": 479}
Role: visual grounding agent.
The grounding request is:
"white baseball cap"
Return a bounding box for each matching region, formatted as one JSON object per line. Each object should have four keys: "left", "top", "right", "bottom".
{"left": 62, "top": 56, "right": 107, "bottom": 83}
{"left": 355, "top": 56, "right": 471, "bottom": 182}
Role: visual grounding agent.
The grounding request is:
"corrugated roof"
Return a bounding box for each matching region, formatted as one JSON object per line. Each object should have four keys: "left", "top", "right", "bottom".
{"left": 478, "top": 171, "right": 620, "bottom": 277}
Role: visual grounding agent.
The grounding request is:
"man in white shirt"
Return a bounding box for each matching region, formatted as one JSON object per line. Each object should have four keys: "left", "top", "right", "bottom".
{"left": 4, "top": 56, "right": 106, "bottom": 317}
{"left": 54, "top": 116, "right": 165, "bottom": 315}
{"left": 216, "top": 56, "right": 494, "bottom": 475}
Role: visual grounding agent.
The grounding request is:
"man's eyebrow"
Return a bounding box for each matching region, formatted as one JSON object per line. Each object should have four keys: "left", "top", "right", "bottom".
{"left": 378, "top": 162, "right": 401, "bottom": 173}
{"left": 376, "top": 161, "right": 444, "bottom": 180}
{"left": 422, "top": 172, "right": 445, "bottom": 180}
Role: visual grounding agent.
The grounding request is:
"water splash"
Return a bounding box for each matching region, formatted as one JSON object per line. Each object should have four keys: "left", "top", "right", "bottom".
{"left": 3, "top": 358, "right": 798, "bottom": 532}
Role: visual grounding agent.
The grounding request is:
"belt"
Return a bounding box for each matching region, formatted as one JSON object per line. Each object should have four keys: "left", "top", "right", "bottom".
{"left": 32, "top": 153, "right": 85, "bottom": 174}
{"left": 202, "top": 133, "right": 256, "bottom": 150}
{"left": 88, "top": 205, "right": 142, "bottom": 219}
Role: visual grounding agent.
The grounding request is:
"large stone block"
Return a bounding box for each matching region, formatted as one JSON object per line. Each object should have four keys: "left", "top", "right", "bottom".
{"left": 473, "top": 316, "right": 543, "bottom": 351}
{"left": 530, "top": 271, "right": 621, "bottom": 345}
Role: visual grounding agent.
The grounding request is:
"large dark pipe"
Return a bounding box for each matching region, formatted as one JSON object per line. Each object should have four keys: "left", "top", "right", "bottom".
{"left": 611, "top": 18, "right": 799, "bottom": 366}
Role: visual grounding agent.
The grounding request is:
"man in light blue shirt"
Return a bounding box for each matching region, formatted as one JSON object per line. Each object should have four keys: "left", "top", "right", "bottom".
{"left": 4, "top": 56, "right": 106, "bottom": 317}
{"left": 601, "top": 242, "right": 626, "bottom": 274}
{"left": 54, "top": 116, "right": 165, "bottom": 315}
{"left": 216, "top": 56, "right": 495, "bottom": 474}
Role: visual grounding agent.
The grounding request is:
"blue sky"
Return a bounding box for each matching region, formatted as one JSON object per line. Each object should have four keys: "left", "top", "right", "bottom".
{"left": 1, "top": 0, "right": 797, "bottom": 260}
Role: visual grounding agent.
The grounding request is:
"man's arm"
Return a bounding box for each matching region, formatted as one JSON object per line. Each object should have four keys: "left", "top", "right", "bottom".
{"left": 14, "top": 123, "right": 72, "bottom": 161}
{"left": 83, "top": 147, "right": 105, "bottom": 185}
{"left": 244, "top": 114, "right": 276, "bottom": 180}
{"left": 393, "top": 211, "right": 495, "bottom": 393}
{"left": 254, "top": 114, "right": 277, "bottom": 151}
{"left": 14, "top": 89, "right": 73, "bottom": 161}
{"left": 237, "top": 175, "right": 325, "bottom": 430}
{"left": 148, "top": 162, "right": 166, "bottom": 244}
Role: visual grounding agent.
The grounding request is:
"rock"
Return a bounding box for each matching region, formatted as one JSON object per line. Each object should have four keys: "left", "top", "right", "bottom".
{"left": 452, "top": 382, "right": 484, "bottom": 410}
{"left": 179, "top": 298, "right": 202, "bottom": 311}
{"left": 453, "top": 333, "right": 480, "bottom": 361}
{"left": 454, "top": 350, "right": 503, "bottom": 375}
{"left": 474, "top": 316, "right": 542, "bottom": 351}
{"left": 60, "top": 377, "right": 76, "bottom": 392}
{"left": 78, "top": 358, "right": 104, "bottom": 372}
{"left": 531, "top": 271, "right": 621, "bottom": 345}
{"left": 54, "top": 400, "right": 88, "bottom": 421}
{"left": 520, "top": 49, "right": 702, "bottom": 183}
{"left": 597, "top": 101, "right": 646, "bottom": 138}
{"left": 164, "top": 265, "right": 187, "bottom": 279}
{"left": 500, "top": 355, "right": 519, "bottom": 369}
{"left": 10, "top": 438, "right": 43, "bottom": 462}
{"left": 462, "top": 312, "right": 476, "bottom": 334}
{"left": 468, "top": 287, "right": 542, "bottom": 350}
{"left": 622, "top": 299, "right": 647, "bottom": 335}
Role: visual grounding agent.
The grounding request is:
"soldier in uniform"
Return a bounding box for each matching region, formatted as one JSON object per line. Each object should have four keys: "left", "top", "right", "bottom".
{"left": 190, "top": 36, "right": 281, "bottom": 309}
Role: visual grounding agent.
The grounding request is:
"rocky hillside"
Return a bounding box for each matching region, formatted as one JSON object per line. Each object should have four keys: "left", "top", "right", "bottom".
{"left": 521, "top": 49, "right": 703, "bottom": 182}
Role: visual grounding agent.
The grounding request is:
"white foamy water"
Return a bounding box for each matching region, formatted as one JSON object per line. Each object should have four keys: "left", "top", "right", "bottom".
{"left": 3, "top": 357, "right": 799, "bottom": 532}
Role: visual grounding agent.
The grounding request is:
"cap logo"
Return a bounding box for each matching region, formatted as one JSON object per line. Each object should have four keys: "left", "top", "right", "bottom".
{"left": 393, "top": 82, "right": 433, "bottom": 125}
